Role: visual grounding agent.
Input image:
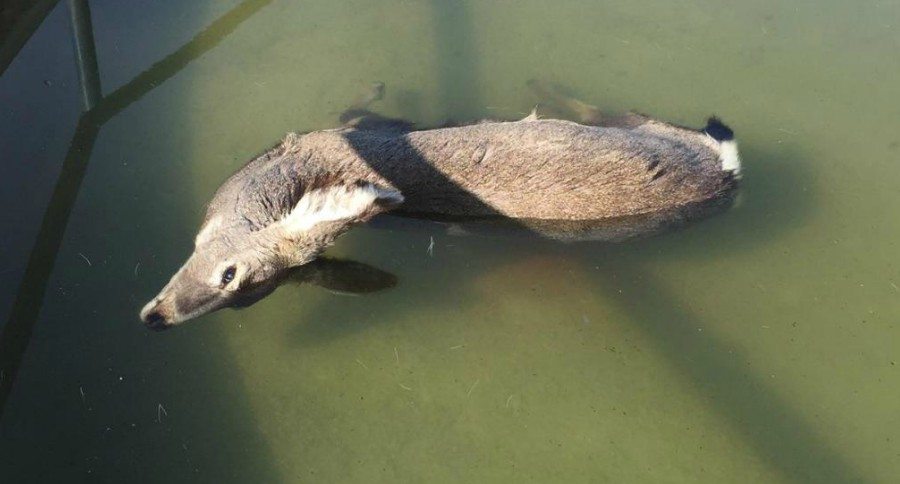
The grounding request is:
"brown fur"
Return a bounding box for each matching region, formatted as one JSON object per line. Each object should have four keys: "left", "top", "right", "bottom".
{"left": 140, "top": 97, "right": 739, "bottom": 329}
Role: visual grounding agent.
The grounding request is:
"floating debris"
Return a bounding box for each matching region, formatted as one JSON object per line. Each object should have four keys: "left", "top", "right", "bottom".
{"left": 394, "top": 347, "right": 400, "bottom": 365}
{"left": 399, "top": 383, "right": 412, "bottom": 391}
{"left": 505, "top": 394, "right": 515, "bottom": 408}
{"left": 134, "top": 262, "right": 141, "bottom": 276}
{"left": 427, "top": 236, "right": 435, "bottom": 257}
{"left": 450, "top": 344, "right": 465, "bottom": 350}
{"left": 355, "top": 359, "right": 368, "bottom": 370}
{"left": 79, "top": 386, "right": 86, "bottom": 405}
{"left": 157, "top": 403, "right": 168, "bottom": 423}
{"left": 466, "top": 379, "right": 480, "bottom": 397}
{"left": 78, "top": 253, "right": 92, "bottom": 267}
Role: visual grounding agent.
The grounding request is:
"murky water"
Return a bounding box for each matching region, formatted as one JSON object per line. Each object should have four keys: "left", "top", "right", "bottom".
{"left": 2, "top": 0, "right": 899, "bottom": 482}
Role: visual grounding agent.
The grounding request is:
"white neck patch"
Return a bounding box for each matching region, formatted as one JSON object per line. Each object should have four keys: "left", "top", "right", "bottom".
{"left": 281, "top": 183, "right": 403, "bottom": 232}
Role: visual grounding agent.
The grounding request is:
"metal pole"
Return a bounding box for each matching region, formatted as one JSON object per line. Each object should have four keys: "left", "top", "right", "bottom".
{"left": 66, "top": 0, "right": 102, "bottom": 111}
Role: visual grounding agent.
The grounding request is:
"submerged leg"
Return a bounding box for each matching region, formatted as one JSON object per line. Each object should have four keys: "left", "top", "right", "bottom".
{"left": 338, "top": 81, "right": 385, "bottom": 125}
{"left": 526, "top": 79, "right": 651, "bottom": 128}
{"left": 290, "top": 257, "right": 397, "bottom": 294}
{"left": 338, "top": 82, "right": 414, "bottom": 132}
{"left": 346, "top": 81, "right": 385, "bottom": 112}
{"left": 526, "top": 79, "right": 604, "bottom": 125}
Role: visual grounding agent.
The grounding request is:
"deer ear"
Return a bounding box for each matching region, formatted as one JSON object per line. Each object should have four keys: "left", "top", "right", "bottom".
{"left": 280, "top": 182, "right": 404, "bottom": 234}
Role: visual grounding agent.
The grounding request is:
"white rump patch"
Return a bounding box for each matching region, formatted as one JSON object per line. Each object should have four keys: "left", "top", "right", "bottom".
{"left": 282, "top": 183, "right": 404, "bottom": 232}
{"left": 719, "top": 140, "right": 742, "bottom": 178}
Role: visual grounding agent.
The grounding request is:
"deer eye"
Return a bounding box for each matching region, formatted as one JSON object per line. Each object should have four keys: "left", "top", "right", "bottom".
{"left": 220, "top": 266, "right": 237, "bottom": 287}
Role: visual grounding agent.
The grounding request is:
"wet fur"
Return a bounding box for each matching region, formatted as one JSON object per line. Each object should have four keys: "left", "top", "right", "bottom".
{"left": 142, "top": 99, "right": 741, "bottom": 327}
{"left": 205, "top": 114, "right": 738, "bottom": 241}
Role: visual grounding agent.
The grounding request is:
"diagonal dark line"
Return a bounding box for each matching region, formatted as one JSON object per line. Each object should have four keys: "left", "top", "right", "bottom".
{"left": 343, "top": 0, "right": 525, "bottom": 231}
{"left": 91, "top": 0, "right": 273, "bottom": 124}
{"left": 596, "top": 257, "right": 869, "bottom": 483}
{"left": 0, "top": 0, "right": 273, "bottom": 417}
{"left": 332, "top": 118, "right": 871, "bottom": 480}
{"left": 336, "top": 3, "right": 868, "bottom": 479}
{"left": 0, "top": 0, "right": 60, "bottom": 77}
{"left": 1, "top": 0, "right": 868, "bottom": 478}
{"left": 0, "top": 117, "right": 99, "bottom": 417}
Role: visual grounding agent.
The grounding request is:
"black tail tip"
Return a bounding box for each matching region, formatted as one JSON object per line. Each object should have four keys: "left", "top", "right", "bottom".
{"left": 704, "top": 116, "right": 734, "bottom": 141}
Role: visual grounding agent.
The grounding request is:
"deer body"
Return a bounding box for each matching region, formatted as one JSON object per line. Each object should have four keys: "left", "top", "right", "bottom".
{"left": 141, "top": 108, "right": 741, "bottom": 329}
{"left": 212, "top": 116, "right": 738, "bottom": 240}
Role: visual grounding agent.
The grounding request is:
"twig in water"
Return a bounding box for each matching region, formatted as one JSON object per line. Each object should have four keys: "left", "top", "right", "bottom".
{"left": 78, "top": 253, "right": 92, "bottom": 266}
{"left": 505, "top": 394, "right": 514, "bottom": 408}
{"left": 399, "top": 383, "right": 412, "bottom": 391}
{"left": 450, "top": 344, "right": 465, "bottom": 350}
{"left": 466, "top": 379, "right": 480, "bottom": 397}
{"left": 355, "top": 359, "right": 368, "bottom": 370}
{"left": 427, "top": 236, "right": 434, "bottom": 257}
{"left": 79, "top": 386, "right": 86, "bottom": 405}
{"left": 394, "top": 347, "right": 400, "bottom": 365}
{"left": 157, "top": 403, "right": 168, "bottom": 423}
{"left": 134, "top": 262, "right": 141, "bottom": 276}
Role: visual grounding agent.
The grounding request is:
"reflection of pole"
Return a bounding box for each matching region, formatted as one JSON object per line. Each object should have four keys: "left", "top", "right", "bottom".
{"left": 0, "top": 0, "right": 274, "bottom": 419}
{"left": 66, "top": 0, "right": 102, "bottom": 111}
{"left": 0, "top": 119, "right": 99, "bottom": 417}
{"left": 0, "top": 0, "right": 59, "bottom": 77}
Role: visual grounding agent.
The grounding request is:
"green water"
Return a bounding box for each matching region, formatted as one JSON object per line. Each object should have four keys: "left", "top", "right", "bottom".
{"left": 2, "top": 0, "right": 899, "bottom": 482}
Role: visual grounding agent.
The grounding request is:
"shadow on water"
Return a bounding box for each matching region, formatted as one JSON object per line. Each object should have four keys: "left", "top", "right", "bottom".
{"left": 591, "top": 256, "right": 858, "bottom": 483}
{"left": 0, "top": 0, "right": 284, "bottom": 481}
{"left": 589, "top": 146, "right": 865, "bottom": 483}
{"left": 1, "top": 0, "right": 870, "bottom": 481}
{"left": 290, "top": 4, "right": 865, "bottom": 479}
{"left": 0, "top": 0, "right": 273, "bottom": 417}
{"left": 292, "top": 139, "right": 865, "bottom": 482}
{"left": 430, "top": 0, "right": 481, "bottom": 120}
{"left": 0, "top": 0, "right": 59, "bottom": 76}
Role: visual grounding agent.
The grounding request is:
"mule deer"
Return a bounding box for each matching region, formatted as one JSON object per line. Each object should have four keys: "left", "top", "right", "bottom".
{"left": 140, "top": 82, "right": 741, "bottom": 329}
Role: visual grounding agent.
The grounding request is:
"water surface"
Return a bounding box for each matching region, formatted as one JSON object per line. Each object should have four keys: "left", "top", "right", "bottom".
{"left": 1, "top": 0, "right": 899, "bottom": 482}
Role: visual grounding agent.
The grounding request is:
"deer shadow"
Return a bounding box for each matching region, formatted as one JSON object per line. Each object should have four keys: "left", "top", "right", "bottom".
{"left": 271, "top": 114, "right": 863, "bottom": 481}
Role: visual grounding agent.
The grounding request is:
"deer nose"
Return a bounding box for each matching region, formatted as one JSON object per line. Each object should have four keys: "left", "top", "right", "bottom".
{"left": 143, "top": 311, "right": 167, "bottom": 330}
{"left": 140, "top": 300, "right": 172, "bottom": 331}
